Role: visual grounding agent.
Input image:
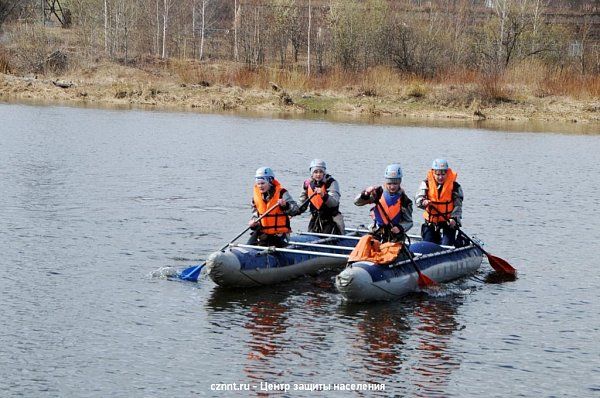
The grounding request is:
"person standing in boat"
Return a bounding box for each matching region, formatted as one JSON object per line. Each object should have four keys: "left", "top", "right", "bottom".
{"left": 248, "top": 167, "right": 299, "bottom": 247}
{"left": 295, "top": 159, "right": 345, "bottom": 234}
{"left": 415, "top": 158, "right": 463, "bottom": 246}
{"left": 354, "top": 163, "right": 413, "bottom": 243}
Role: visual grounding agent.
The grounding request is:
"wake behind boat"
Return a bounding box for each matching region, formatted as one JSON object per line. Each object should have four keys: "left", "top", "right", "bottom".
{"left": 205, "top": 232, "right": 361, "bottom": 287}
{"left": 335, "top": 240, "right": 484, "bottom": 302}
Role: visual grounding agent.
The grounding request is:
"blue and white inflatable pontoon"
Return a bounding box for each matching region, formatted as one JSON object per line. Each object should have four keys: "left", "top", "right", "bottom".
{"left": 205, "top": 232, "right": 359, "bottom": 287}
{"left": 335, "top": 240, "right": 483, "bottom": 302}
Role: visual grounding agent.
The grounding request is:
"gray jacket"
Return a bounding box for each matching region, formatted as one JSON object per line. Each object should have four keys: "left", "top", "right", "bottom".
{"left": 415, "top": 180, "right": 463, "bottom": 223}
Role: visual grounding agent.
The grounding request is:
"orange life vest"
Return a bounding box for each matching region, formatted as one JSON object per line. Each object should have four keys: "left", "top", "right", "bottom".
{"left": 423, "top": 168, "right": 457, "bottom": 223}
{"left": 307, "top": 183, "right": 327, "bottom": 210}
{"left": 372, "top": 191, "right": 402, "bottom": 226}
{"left": 253, "top": 179, "right": 291, "bottom": 235}
{"left": 305, "top": 177, "right": 339, "bottom": 219}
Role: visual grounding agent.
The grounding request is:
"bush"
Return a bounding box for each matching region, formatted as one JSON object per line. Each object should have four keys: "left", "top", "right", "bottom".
{"left": 406, "top": 82, "right": 426, "bottom": 98}
{"left": 0, "top": 45, "right": 11, "bottom": 73}
{"left": 3, "top": 23, "right": 68, "bottom": 74}
{"left": 477, "top": 70, "right": 512, "bottom": 103}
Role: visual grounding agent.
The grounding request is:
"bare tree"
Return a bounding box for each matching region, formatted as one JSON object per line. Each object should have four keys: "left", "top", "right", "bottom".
{"left": 104, "top": 0, "right": 109, "bottom": 53}
{"left": 161, "top": 0, "right": 171, "bottom": 58}
{"left": 199, "top": 0, "right": 207, "bottom": 59}
{"left": 307, "top": 0, "right": 311, "bottom": 75}
{"left": 234, "top": 0, "right": 240, "bottom": 61}
{"left": 359, "top": 0, "right": 388, "bottom": 69}
{"left": 155, "top": 0, "right": 161, "bottom": 56}
{"left": 0, "top": 0, "right": 24, "bottom": 28}
{"left": 578, "top": 14, "right": 593, "bottom": 74}
{"left": 238, "top": 0, "right": 265, "bottom": 67}
{"left": 114, "top": 0, "right": 138, "bottom": 63}
{"left": 476, "top": 0, "right": 564, "bottom": 71}
{"left": 2, "top": 0, "right": 593, "bottom": 82}
{"left": 329, "top": 0, "right": 361, "bottom": 70}
{"left": 491, "top": 0, "right": 508, "bottom": 65}
{"left": 267, "top": 0, "right": 297, "bottom": 68}
{"left": 288, "top": 7, "right": 302, "bottom": 63}
{"left": 197, "top": 0, "right": 222, "bottom": 60}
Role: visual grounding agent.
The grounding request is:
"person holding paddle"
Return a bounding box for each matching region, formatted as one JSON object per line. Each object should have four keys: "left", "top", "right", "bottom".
{"left": 295, "top": 159, "right": 345, "bottom": 234}
{"left": 248, "top": 167, "right": 299, "bottom": 247}
{"left": 415, "top": 158, "right": 464, "bottom": 246}
{"left": 354, "top": 163, "right": 413, "bottom": 243}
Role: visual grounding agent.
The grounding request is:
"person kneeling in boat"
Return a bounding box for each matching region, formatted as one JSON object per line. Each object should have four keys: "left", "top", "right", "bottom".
{"left": 354, "top": 163, "right": 413, "bottom": 243}
{"left": 295, "top": 159, "right": 345, "bottom": 234}
{"left": 248, "top": 167, "right": 299, "bottom": 248}
{"left": 415, "top": 158, "right": 463, "bottom": 247}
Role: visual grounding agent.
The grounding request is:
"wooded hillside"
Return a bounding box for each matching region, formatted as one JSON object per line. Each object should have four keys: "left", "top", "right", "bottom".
{"left": 1, "top": 0, "right": 598, "bottom": 76}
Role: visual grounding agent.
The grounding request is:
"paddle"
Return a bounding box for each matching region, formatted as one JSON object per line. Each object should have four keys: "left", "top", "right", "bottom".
{"left": 179, "top": 192, "right": 318, "bottom": 282}
{"left": 373, "top": 198, "right": 439, "bottom": 289}
{"left": 425, "top": 205, "right": 516, "bottom": 275}
{"left": 178, "top": 202, "right": 281, "bottom": 281}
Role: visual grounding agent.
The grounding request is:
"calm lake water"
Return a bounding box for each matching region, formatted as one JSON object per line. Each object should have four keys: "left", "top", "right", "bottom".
{"left": 1, "top": 102, "right": 599, "bottom": 397}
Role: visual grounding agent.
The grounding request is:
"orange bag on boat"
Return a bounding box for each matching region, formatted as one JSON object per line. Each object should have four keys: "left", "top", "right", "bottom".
{"left": 373, "top": 242, "right": 402, "bottom": 265}
{"left": 348, "top": 235, "right": 380, "bottom": 262}
{"left": 348, "top": 235, "right": 402, "bottom": 265}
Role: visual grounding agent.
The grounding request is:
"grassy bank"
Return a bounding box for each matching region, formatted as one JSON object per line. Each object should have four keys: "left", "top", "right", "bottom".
{"left": 1, "top": 57, "right": 598, "bottom": 127}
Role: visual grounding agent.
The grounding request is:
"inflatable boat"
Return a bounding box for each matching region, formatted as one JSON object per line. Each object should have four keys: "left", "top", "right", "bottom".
{"left": 335, "top": 240, "right": 484, "bottom": 302}
{"left": 205, "top": 232, "right": 360, "bottom": 287}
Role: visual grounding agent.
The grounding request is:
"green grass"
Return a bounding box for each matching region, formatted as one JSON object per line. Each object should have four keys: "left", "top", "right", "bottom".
{"left": 295, "top": 95, "right": 339, "bottom": 113}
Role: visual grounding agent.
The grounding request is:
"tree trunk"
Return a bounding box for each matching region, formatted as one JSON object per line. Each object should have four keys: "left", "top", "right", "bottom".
{"left": 234, "top": 0, "right": 239, "bottom": 62}
{"left": 191, "top": 0, "right": 196, "bottom": 59}
{"left": 113, "top": 4, "right": 118, "bottom": 57}
{"left": 104, "top": 0, "right": 108, "bottom": 54}
{"left": 162, "top": 0, "right": 168, "bottom": 58}
{"left": 156, "top": 0, "right": 160, "bottom": 57}
{"left": 497, "top": 0, "right": 506, "bottom": 66}
{"left": 124, "top": 25, "right": 128, "bottom": 64}
{"left": 200, "top": 0, "right": 206, "bottom": 60}
{"left": 307, "top": 0, "right": 311, "bottom": 75}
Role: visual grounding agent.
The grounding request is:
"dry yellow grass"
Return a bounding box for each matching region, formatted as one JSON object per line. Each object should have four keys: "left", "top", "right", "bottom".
{"left": 0, "top": 58, "right": 598, "bottom": 129}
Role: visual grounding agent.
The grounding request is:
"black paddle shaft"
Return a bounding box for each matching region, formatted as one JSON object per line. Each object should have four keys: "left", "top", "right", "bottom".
{"left": 374, "top": 200, "right": 437, "bottom": 287}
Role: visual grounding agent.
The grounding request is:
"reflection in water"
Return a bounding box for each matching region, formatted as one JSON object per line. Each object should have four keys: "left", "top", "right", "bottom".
{"left": 204, "top": 276, "right": 343, "bottom": 391}
{"left": 485, "top": 271, "right": 518, "bottom": 284}
{"left": 206, "top": 282, "right": 467, "bottom": 395}
{"left": 341, "top": 295, "right": 463, "bottom": 395}
{"left": 352, "top": 306, "right": 410, "bottom": 378}
{"left": 245, "top": 301, "right": 289, "bottom": 361}
{"left": 412, "top": 299, "right": 462, "bottom": 397}
{"left": 205, "top": 285, "right": 292, "bottom": 385}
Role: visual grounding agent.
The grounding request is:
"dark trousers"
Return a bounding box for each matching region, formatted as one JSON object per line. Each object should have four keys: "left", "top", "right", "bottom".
{"left": 308, "top": 214, "right": 341, "bottom": 234}
{"left": 421, "top": 222, "right": 457, "bottom": 246}
{"left": 372, "top": 226, "right": 405, "bottom": 244}
{"left": 247, "top": 230, "right": 288, "bottom": 247}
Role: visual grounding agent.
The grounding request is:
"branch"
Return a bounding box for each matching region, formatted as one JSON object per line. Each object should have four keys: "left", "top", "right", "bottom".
{"left": 0, "top": 0, "right": 23, "bottom": 24}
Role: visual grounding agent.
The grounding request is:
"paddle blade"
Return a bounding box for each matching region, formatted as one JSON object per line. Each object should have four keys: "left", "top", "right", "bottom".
{"left": 178, "top": 264, "right": 204, "bottom": 282}
{"left": 417, "top": 272, "right": 438, "bottom": 289}
{"left": 486, "top": 253, "right": 517, "bottom": 275}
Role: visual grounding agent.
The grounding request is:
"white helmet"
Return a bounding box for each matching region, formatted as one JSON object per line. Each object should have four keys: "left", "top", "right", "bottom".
{"left": 384, "top": 163, "right": 403, "bottom": 183}
{"left": 309, "top": 159, "right": 327, "bottom": 173}
{"left": 255, "top": 167, "right": 275, "bottom": 181}
{"left": 431, "top": 158, "right": 449, "bottom": 171}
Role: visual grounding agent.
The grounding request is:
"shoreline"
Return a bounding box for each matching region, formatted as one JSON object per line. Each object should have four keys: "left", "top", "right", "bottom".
{"left": 2, "top": 71, "right": 598, "bottom": 134}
